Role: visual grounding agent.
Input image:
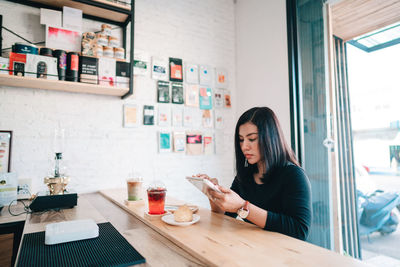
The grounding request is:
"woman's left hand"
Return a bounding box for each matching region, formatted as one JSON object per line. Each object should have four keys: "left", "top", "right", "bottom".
{"left": 209, "top": 186, "right": 245, "bottom": 213}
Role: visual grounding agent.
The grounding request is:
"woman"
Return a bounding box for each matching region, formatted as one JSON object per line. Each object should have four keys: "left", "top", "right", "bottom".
{"left": 197, "top": 107, "right": 311, "bottom": 240}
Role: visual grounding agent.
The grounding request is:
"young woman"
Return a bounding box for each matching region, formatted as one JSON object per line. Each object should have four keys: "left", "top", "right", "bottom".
{"left": 197, "top": 107, "right": 311, "bottom": 240}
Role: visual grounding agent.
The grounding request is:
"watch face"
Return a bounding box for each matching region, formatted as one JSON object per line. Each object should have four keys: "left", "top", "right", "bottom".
{"left": 238, "top": 208, "right": 249, "bottom": 219}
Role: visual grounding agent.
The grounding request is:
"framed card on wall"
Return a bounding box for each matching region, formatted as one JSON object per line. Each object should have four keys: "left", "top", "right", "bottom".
{"left": 0, "top": 131, "right": 12, "bottom": 173}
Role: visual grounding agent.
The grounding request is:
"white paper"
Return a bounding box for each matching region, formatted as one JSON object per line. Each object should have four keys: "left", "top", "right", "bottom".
{"left": 213, "top": 88, "right": 224, "bottom": 109}
{"left": 40, "top": 8, "right": 62, "bottom": 27}
{"left": 185, "top": 63, "right": 199, "bottom": 84}
{"left": 63, "top": 6, "right": 82, "bottom": 31}
{"left": 214, "top": 110, "right": 224, "bottom": 129}
{"left": 134, "top": 50, "right": 149, "bottom": 76}
{"left": 199, "top": 65, "right": 213, "bottom": 86}
{"left": 123, "top": 104, "right": 138, "bottom": 128}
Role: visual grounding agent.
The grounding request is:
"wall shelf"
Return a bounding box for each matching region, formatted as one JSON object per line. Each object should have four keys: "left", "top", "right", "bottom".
{"left": 0, "top": 74, "right": 129, "bottom": 97}
{"left": 1, "top": 0, "right": 135, "bottom": 99}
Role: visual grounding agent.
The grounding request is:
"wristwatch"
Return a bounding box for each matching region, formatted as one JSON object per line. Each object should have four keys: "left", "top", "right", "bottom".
{"left": 237, "top": 200, "right": 249, "bottom": 219}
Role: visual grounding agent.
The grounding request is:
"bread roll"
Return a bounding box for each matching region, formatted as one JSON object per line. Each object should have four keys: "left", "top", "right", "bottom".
{"left": 174, "top": 205, "right": 193, "bottom": 222}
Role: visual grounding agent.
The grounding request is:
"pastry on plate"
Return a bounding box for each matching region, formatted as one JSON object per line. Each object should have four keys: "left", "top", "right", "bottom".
{"left": 173, "top": 205, "right": 193, "bottom": 222}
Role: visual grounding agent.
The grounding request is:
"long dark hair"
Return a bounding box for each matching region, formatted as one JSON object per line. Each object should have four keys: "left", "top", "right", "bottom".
{"left": 235, "top": 107, "right": 299, "bottom": 183}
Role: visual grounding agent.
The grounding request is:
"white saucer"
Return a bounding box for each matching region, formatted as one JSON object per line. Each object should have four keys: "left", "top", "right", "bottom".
{"left": 161, "top": 214, "right": 200, "bottom": 226}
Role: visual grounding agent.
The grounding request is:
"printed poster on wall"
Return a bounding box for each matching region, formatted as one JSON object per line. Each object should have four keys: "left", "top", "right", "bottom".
{"left": 214, "top": 110, "right": 224, "bottom": 129}
{"left": 134, "top": 50, "right": 149, "bottom": 76}
{"left": 202, "top": 110, "right": 213, "bottom": 128}
{"left": 169, "top": 57, "right": 183, "bottom": 82}
{"left": 157, "top": 80, "right": 170, "bottom": 103}
{"left": 172, "top": 106, "right": 183, "bottom": 127}
{"left": 185, "top": 84, "right": 199, "bottom": 107}
{"left": 185, "top": 63, "right": 199, "bottom": 84}
{"left": 186, "top": 132, "right": 202, "bottom": 155}
{"left": 171, "top": 82, "right": 184, "bottom": 104}
{"left": 143, "top": 105, "right": 155, "bottom": 125}
{"left": 224, "top": 90, "right": 232, "bottom": 108}
{"left": 213, "top": 88, "right": 224, "bottom": 108}
{"left": 152, "top": 56, "right": 168, "bottom": 80}
{"left": 158, "top": 104, "right": 171, "bottom": 126}
{"left": 203, "top": 134, "right": 214, "bottom": 155}
{"left": 123, "top": 104, "right": 138, "bottom": 128}
{"left": 159, "top": 131, "right": 172, "bottom": 153}
{"left": 199, "top": 87, "right": 212, "bottom": 110}
{"left": 173, "top": 131, "right": 186, "bottom": 153}
{"left": 199, "top": 65, "right": 213, "bottom": 86}
{"left": 215, "top": 68, "right": 228, "bottom": 88}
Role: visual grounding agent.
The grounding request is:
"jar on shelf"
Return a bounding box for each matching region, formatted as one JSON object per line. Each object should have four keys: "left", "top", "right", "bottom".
{"left": 101, "top": 24, "right": 112, "bottom": 36}
{"left": 96, "top": 33, "right": 108, "bottom": 46}
{"left": 108, "top": 36, "right": 119, "bottom": 47}
{"left": 103, "top": 46, "right": 114, "bottom": 58}
{"left": 114, "top": 47, "right": 125, "bottom": 59}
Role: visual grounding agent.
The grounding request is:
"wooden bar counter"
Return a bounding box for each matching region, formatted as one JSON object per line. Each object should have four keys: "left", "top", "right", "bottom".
{"left": 6, "top": 189, "right": 368, "bottom": 267}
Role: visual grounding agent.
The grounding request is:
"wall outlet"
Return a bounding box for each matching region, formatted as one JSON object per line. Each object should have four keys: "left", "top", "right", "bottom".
{"left": 18, "top": 178, "right": 32, "bottom": 199}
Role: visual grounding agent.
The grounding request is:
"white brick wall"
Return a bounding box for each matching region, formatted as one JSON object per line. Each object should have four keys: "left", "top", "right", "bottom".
{"left": 0, "top": 0, "right": 237, "bottom": 208}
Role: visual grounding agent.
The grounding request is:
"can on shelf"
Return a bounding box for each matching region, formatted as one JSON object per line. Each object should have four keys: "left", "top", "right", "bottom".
{"left": 108, "top": 36, "right": 119, "bottom": 47}
{"left": 66, "top": 52, "right": 79, "bottom": 82}
{"left": 101, "top": 24, "right": 112, "bottom": 36}
{"left": 96, "top": 33, "right": 108, "bottom": 46}
{"left": 52, "top": 49, "right": 67, "bottom": 80}
{"left": 40, "top": 47, "right": 53, "bottom": 57}
{"left": 12, "top": 42, "right": 38, "bottom": 54}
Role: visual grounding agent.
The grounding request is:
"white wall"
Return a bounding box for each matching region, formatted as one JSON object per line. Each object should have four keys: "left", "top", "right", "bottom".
{"left": 235, "top": 0, "right": 291, "bottom": 142}
{"left": 0, "top": 0, "right": 237, "bottom": 208}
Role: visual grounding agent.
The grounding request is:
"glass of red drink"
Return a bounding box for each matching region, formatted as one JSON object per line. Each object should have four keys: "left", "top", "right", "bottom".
{"left": 147, "top": 182, "right": 167, "bottom": 215}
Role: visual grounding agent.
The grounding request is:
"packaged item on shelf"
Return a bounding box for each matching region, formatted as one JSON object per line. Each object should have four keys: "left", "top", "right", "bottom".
{"left": 101, "top": 24, "right": 112, "bottom": 36}
{"left": 96, "top": 33, "right": 108, "bottom": 46}
{"left": 66, "top": 52, "right": 79, "bottom": 82}
{"left": 98, "top": 57, "right": 116, "bottom": 86}
{"left": 81, "top": 32, "right": 97, "bottom": 56}
{"left": 52, "top": 49, "right": 67, "bottom": 80}
{"left": 12, "top": 42, "right": 38, "bottom": 55}
{"left": 8, "top": 52, "right": 27, "bottom": 76}
{"left": 116, "top": 61, "right": 130, "bottom": 88}
{"left": 39, "top": 47, "right": 53, "bottom": 57}
{"left": 25, "top": 54, "right": 58, "bottom": 80}
{"left": 79, "top": 56, "right": 98, "bottom": 84}
{"left": 103, "top": 46, "right": 114, "bottom": 58}
{"left": 108, "top": 36, "right": 119, "bottom": 47}
{"left": 0, "top": 57, "right": 9, "bottom": 75}
{"left": 114, "top": 47, "right": 125, "bottom": 59}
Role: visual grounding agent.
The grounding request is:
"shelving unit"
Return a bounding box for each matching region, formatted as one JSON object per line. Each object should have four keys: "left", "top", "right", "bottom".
{"left": 0, "top": 0, "right": 135, "bottom": 99}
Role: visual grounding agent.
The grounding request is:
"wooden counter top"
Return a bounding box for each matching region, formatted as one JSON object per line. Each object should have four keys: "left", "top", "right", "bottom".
{"left": 101, "top": 188, "right": 368, "bottom": 267}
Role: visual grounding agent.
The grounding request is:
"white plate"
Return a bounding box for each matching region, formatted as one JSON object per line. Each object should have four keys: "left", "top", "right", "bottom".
{"left": 161, "top": 214, "right": 200, "bottom": 226}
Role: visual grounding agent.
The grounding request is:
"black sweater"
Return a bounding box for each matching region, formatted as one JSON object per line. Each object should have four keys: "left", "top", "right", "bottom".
{"left": 225, "top": 163, "right": 312, "bottom": 240}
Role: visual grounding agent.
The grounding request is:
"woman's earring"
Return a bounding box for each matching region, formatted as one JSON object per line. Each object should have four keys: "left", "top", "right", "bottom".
{"left": 244, "top": 159, "right": 248, "bottom": 167}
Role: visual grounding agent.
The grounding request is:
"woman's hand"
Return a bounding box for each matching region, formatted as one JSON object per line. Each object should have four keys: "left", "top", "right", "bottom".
{"left": 194, "top": 174, "right": 224, "bottom": 213}
{"left": 209, "top": 185, "right": 244, "bottom": 213}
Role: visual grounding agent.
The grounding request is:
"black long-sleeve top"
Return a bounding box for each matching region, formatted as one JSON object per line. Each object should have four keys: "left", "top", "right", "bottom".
{"left": 225, "top": 163, "right": 312, "bottom": 240}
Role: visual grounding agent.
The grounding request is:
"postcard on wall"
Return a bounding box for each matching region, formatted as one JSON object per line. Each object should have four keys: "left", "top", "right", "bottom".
{"left": 123, "top": 104, "right": 138, "bottom": 128}
{"left": 158, "top": 104, "right": 171, "bottom": 126}
{"left": 202, "top": 110, "right": 213, "bottom": 128}
{"left": 0, "top": 172, "right": 17, "bottom": 206}
{"left": 169, "top": 57, "right": 183, "bottom": 82}
{"left": 183, "top": 107, "right": 194, "bottom": 127}
{"left": 199, "top": 65, "right": 213, "bottom": 86}
{"left": 203, "top": 133, "right": 214, "bottom": 155}
{"left": 134, "top": 50, "right": 149, "bottom": 76}
{"left": 214, "top": 110, "right": 224, "bottom": 129}
{"left": 186, "top": 132, "right": 203, "bottom": 155}
{"left": 215, "top": 68, "right": 228, "bottom": 88}
{"left": 224, "top": 90, "right": 232, "bottom": 108}
{"left": 185, "top": 63, "right": 199, "bottom": 84}
{"left": 46, "top": 26, "right": 81, "bottom": 52}
{"left": 143, "top": 105, "right": 155, "bottom": 125}
{"left": 213, "top": 88, "right": 224, "bottom": 109}
{"left": 199, "top": 87, "right": 212, "bottom": 110}
{"left": 159, "top": 131, "right": 172, "bottom": 153}
{"left": 157, "top": 80, "right": 170, "bottom": 103}
{"left": 173, "top": 131, "right": 186, "bottom": 153}
{"left": 171, "top": 82, "right": 184, "bottom": 104}
{"left": 152, "top": 56, "right": 168, "bottom": 81}
{"left": 185, "top": 84, "right": 199, "bottom": 107}
{"left": 172, "top": 106, "right": 183, "bottom": 127}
